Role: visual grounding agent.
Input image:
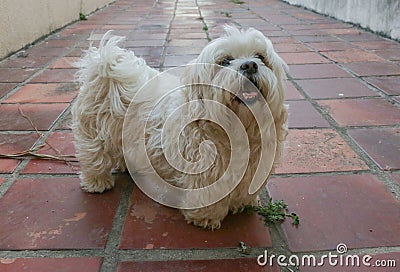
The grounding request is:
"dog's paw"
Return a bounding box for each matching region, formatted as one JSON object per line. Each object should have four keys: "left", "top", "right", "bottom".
{"left": 184, "top": 215, "right": 222, "bottom": 230}
{"left": 230, "top": 195, "right": 261, "bottom": 214}
{"left": 80, "top": 176, "right": 115, "bottom": 193}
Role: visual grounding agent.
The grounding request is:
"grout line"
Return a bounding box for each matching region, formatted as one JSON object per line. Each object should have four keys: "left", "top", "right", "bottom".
{"left": 159, "top": 0, "right": 179, "bottom": 71}
{"left": 100, "top": 174, "right": 134, "bottom": 272}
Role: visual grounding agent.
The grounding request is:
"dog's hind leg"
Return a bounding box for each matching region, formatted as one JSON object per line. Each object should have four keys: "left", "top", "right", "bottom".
{"left": 75, "top": 137, "right": 116, "bottom": 193}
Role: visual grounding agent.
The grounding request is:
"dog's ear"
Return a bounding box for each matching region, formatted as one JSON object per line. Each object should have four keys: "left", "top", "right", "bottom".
{"left": 181, "top": 62, "right": 218, "bottom": 101}
{"left": 261, "top": 36, "right": 288, "bottom": 113}
{"left": 263, "top": 38, "right": 289, "bottom": 166}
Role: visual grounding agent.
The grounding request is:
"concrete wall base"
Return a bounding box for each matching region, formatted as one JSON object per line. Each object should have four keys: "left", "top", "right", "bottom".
{"left": 0, "top": 0, "right": 114, "bottom": 59}
{"left": 281, "top": 0, "right": 400, "bottom": 41}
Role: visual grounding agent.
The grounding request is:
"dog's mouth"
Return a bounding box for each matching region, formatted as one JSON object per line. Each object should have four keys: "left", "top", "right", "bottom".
{"left": 236, "top": 76, "right": 261, "bottom": 105}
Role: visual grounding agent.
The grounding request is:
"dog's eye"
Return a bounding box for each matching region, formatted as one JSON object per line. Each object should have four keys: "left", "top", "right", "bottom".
{"left": 255, "top": 54, "right": 273, "bottom": 69}
{"left": 255, "top": 54, "right": 265, "bottom": 61}
{"left": 218, "top": 56, "right": 234, "bottom": 66}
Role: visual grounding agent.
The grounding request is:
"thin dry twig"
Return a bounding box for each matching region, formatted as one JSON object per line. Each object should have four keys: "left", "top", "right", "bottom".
{"left": 0, "top": 144, "right": 77, "bottom": 162}
{"left": 0, "top": 151, "right": 77, "bottom": 161}
{"left": 0, "top": 107, "right": 78, "bottom": 164}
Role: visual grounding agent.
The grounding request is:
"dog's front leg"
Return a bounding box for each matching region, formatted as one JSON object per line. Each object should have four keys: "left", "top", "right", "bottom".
{"left": 180, "top": 197, "right": 230, "bottom": 230}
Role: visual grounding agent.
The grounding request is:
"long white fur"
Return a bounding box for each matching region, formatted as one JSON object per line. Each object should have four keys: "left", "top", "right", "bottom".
{"left": 72, "top": 26, "right": 288, "bottom": 229}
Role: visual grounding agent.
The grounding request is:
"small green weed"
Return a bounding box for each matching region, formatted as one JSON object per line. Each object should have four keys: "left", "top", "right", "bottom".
{"left": 221, "top": 11, "right": 232, "bottom": 17}
{"left": 247, "top": 198, "right": 300, "bottom": 226}
{"left": 230, "top": 0, "right": 244, "bottom": 4}
{"left": 79, "top": 13, "right": 87, "bottom": 21}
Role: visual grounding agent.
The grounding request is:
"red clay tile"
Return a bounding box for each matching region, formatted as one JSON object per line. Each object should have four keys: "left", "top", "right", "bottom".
{"left": 300, "top": 251, "right": 400, "bottom": 271}
{"left": 120, "top": 188, "right": 272, "bottom": 249}
{"left": 296, "top": 78, "right": 378, "bottom": 99}
{"left": 318, "top": 98, "right": 400, "bottom": 126}
{"left": 280, "top": 52, "right": 329, "bottom": 64}
{"left": 307, "top": 41, "right": 354, "bottom": 52}
{"left": 348, "top": 128, "right": 400, "bottom": 171}
{"left": 0, "top": 257, "right": 102, "bottom": 272}
{"left": 270, "top": 36, "right": 298, "bottom": 44}
{"left": 324, "top": 28, "right": 363, "bottom": 35}
{"left": 352, "top": 40, "right": 400, "bottom": 50}
{"left": 117, "top": 259, "right": 279, "bottom": 272}
{"left": 0, "top": 133, "right": 39, "bottom": 173}
{"left": 43, "top": 38, "right": 79, "bottom": 48}
{"left": 290, "top": 11, "right": 325, "bottom": 21}
{"left": 0, "top": 83, "right": 17, "bottom": 98}
{"left": 310, "top": 23, "right": 352, "bottom": 30}
{"left": 125, "top": 39, "right": 165, "bottom": 47}
{"left": 336, "top": 33, "right": 383, "bottom": 42}
{"left": 102, "top": 24, "right": 135, "bottom": 30}
{"left": 167, "top": 39, "right": 209, "bottom": 48}
{"left": 321, "top": 49, "right": 383, "bottom": 63}
{"left": 30, "top": 69, "right": 76, "bottom": 83}
{"left": 274, "top": 43, "right": 312, "bottom": 53}
{"left": 0, "top": 176, "right": 127, "bottom": 249}
{"left": 296, "top": 35, "right": 340, "bottom": 43}
{"left": 0, "top": 68, "right": 38, "bottom": 83}
{"left": 285, "top": 81, "right": 304, "bottom": 100}
{"left": 275, "top": 129, "right": 368, "bottom": 174}
{"left": 4, "top": 83, "right": 78, "bottom": 103}
{"left": 166, "top": 46, "right": 203, "bottom": 55}
{"left": 363, "top": 76, "right": 400, "bottom": 95}
{"left": 49, "top": 57, "right": 80, "bottom": 69}
{"left": 26, "top": 46, "right": 69, "bottom": 57}
{"left": 288, "top": 64, "right": 352, "bottom": 79}
{"left": 0, "top": 103, "right": 68, "bottom": 131}
{"left": 164, "top": 55, "right": 197, "bottom": 67}
{"left": 0, "top": 55, "right": 53, "bottom": 69}
{"left": 344, "top": 62, "right": 400, "bottom": 77}
{"left": 373, "top": 49, "right": 400, "bottom": 61}
{"left": 66, "top": 48, "right": 86, "bottom": 57}
{"left": 287, "top": 29, "right": 327, "bottom": 36}
{"left": 127, "top": 46, "right": 163, "bottom": 57}
{"left": 0, "top": 159, "right": 20, "bottom": 174}
{"left": 287, "top": 101, "right": 329, "bottom": 128}
{"left": 267, "top": 174, "right": 400, "bottom": 252}
{"left": 22, "top": 132, "right": 79, "bottom": 174}
{"left": 0, "top": 133, "right": 39, "bottom": 154}
{"left": 265, "top": 15, "right": 302, "bottom": 25}
{"left": 280, "top": 24, "right": 313, "bottom": 31}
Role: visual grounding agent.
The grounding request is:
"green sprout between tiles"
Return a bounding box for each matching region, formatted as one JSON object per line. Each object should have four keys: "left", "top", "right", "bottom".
{"left": 79, "top": 13, "right": 87, "bottom": 20}
{"left": 245, "top": 198, "right": 300, "bottom": 226}
{"left": 221, "top": 11, "right": 232, "bottom": 17}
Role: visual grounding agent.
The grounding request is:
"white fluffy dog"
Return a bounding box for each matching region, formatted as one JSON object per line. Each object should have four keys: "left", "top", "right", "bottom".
{"left": 72, "top": 26, "right": 288, "bottom": 229}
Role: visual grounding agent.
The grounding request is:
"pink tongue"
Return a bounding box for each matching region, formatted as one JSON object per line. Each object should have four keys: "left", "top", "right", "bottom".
{"left": 243, "top": 92, "right": 258, "bottom": 99}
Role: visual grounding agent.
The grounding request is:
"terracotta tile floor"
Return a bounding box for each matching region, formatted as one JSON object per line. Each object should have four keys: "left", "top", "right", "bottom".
{"left": 0, "top": 0, "right": 399, "bottom": 271}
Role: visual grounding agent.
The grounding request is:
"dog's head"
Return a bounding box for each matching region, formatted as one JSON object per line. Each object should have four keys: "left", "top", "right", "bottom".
{"left": 182, "top": 25, "right": 287, "bottom": 116}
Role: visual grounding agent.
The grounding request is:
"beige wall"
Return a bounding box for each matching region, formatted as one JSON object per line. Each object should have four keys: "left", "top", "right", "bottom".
{"left": 0, "top": 0, "right": 114, "bottom": 59}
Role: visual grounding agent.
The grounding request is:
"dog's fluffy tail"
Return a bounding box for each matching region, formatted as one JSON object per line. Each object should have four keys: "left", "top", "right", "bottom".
{"left": 75, "top": 32, "right": 158, "bottom": 117}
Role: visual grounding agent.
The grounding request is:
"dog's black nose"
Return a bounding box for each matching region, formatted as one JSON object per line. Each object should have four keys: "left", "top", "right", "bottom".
{"left": 240, "top": 61, "right": 258, "bottom": 74}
